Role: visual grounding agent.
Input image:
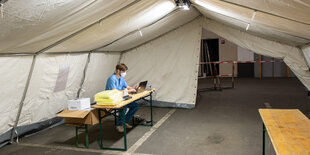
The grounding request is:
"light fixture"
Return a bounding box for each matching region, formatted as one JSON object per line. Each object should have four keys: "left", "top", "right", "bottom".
{"left": 246, "top": 23, "right": 250, "bottom": 31}
{"left": 246, "top": 10, "right": 256, "bottom": 31}
{"left": 251, "top": 10, "right": 256, "bottom": 21}
{"left": 138, "top": 29, "right": 143, "bottom": 37}
{"left": 175, "top": 0, "right": 191, "bottom": 10}
{"left": 0, "top": 0, "right": 8, "bottom": 19}
{"left": 0, "top": 3, "right": 3, "bottom": 18}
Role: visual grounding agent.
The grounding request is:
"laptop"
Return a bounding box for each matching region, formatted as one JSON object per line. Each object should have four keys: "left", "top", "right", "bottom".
{"left": 133, "top": 81, "right": 148, "bottom": 94}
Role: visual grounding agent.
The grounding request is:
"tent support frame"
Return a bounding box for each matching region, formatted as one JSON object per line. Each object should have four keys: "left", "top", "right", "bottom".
{"left": 10, "top": 55, "right": 37, "bottom": 143}
{"left": 76, "top": 52, "right": 92, "bottom": 98}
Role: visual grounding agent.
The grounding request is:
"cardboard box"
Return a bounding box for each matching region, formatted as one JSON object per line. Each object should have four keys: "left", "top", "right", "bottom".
{"left": 67, "top": 98, "right": 90, "bottom": 110}
{"left": 57, "top": 108, "right": 103, "bottom": 125}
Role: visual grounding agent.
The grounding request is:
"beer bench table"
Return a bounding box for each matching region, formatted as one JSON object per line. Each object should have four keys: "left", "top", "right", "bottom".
{"left": 92, "top": 89, "right": 154, "bottom": 151}
{"left": 259, "top": 109, "right": 310, "bottom": 155}
{"left": 57, "top": 108, "right": 102, "bottom": 149}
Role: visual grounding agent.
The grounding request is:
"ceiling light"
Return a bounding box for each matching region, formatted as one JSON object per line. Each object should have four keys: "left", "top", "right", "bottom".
{"left": 246, "top": 23, "right": 250, "bottom": 31}
{"left": 251, "top": 10, "right": 256, "bottom": 21}
{"left": 175, "top": 0, "right": 191, "bottom": 10}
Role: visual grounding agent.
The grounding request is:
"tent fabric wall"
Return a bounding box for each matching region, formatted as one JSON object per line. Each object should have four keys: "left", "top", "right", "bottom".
{"left": 202, "top": 18, "right": 310, "bottom": 89}
{"left": 120, "top": 19, "right": 202, "bottom": 107}
{"left": 46, "top": 0, "right": 176, "bottom": 53}
{"left": 0, "top": 57, "right": 33, "bottom": 135}
{"left": 0, "top": 0, "right": 309, "bottom": 144}
{"left": 223, "top": 0, "right": 310, "bottom": 25}
{"left": 80, "top": 52, "right": 121, "bottom": 102}
{"left": 301, "top": 45, "right": 310, "bottom": 69}
{"left": 0, "top": 0, "right": 136, "bottom": 54}
{"left": 17, "top": 54, "right": 88, "bottom": 126}
{"left": 98, "top": 9, "right": 200, "bottom": 52}
{"left": 191, "top": 0, "right": 310, "bottom": 46}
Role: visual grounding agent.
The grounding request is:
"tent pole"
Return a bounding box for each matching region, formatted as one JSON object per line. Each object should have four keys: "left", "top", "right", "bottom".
{"left": 10, "top": 55, "right": 37, "bottom": 143}
{"left": 0, "top": 51, "right": 121, "bottom": 57}
{"left": 118, "top": 52, "right": 124, "bottom": 64}
{"left": 0, "top": 53, "right": 35, "bottom": 57}
{"left": 76, "top": 52, "right": 92, "bottom": 98}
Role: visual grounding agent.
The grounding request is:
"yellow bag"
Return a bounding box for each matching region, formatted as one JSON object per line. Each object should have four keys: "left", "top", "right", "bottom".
{"left": 95, "top": 90, "right": 122, "bottom": 105}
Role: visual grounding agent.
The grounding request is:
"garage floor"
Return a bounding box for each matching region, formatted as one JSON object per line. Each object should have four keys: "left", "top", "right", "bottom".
{"left": 0, "top": 78, "right": 309, "bottom": 155}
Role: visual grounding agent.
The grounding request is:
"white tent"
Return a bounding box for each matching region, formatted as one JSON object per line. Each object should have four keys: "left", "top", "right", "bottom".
{"left": 0, "top": 0, "right": 310, "bottom": 145}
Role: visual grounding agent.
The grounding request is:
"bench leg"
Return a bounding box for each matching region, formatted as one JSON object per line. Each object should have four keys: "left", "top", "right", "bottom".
{"left": 85, "top": 125, "right": 89, "bottom": 148}
{"left": 75, "top": 127, "right": 79, "bottom": 148}
{"left": 75, "top": 125, "right": 89, "bottom": 149}
{"left": 122, "top": 108, "right": 127, "bottom": 151}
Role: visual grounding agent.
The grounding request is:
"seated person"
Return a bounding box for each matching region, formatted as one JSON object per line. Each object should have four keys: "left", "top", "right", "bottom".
{"left": 105, "top": 63, "right": 139, "bottom": 132}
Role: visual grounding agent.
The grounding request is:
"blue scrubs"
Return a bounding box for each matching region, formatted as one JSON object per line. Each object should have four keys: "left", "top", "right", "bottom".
{"left": 105, "top": 74, "right": 128, "bottom": 91}
{"left": 105, "top": 74, "right": 139, "bottom": 126}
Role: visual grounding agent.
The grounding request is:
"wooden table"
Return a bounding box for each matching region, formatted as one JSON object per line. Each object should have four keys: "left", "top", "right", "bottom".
{"left": 259, "top": 109, "right": 310, "bottom": 155}
{"left": 92, "top": 89, "right": 154, "bottom": 151}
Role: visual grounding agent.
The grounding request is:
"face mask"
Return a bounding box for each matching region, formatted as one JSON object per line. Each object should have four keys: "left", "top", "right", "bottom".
{"left": 120, "top": 72, "right": 127, "bottom": 77}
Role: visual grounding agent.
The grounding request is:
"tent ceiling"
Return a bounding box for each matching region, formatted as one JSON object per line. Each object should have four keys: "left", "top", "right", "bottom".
{"left": 1, "top": 0, "right": 310, "bottom": 54}
{"left": 196, "top": 6, "right": 310, "bottom": 46}
{"left": 46, "top": 0, "right": 176, "bottom": 53}
{"left": 191, "top": 0, "right": 310, "bottom": 46}
{"left": 0, "top": 0, "right": 137, "bottom": 54}
{"left": 222, "top": 0, "right": 310, "bottom": 25}
{"left": 97, "top": 8, "right": 200, "bottom": 52}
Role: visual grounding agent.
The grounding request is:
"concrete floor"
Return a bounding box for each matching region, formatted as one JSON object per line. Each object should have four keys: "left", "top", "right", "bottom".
{"left": 0, "top": 78, "right": 310, "bottom": 155}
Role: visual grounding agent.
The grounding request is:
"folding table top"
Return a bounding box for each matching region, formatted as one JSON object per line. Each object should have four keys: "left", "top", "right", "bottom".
{"left": 259, "top": 109, "right": 310, "bottom": 155}
{"left": 93, "top": 89, "right": 154, "bottom": 109}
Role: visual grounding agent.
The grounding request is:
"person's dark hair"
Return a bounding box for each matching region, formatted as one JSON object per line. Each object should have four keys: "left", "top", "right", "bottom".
{"left": 116, "top": 63, "right": 128, "bottom": 72}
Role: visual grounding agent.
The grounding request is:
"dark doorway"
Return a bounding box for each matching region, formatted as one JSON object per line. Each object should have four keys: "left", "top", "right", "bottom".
{"left": 201, "top": 39, "right": 219, "bottom": 76}
{"left": 238, "top": 63, "right": 254, "bottom": 77}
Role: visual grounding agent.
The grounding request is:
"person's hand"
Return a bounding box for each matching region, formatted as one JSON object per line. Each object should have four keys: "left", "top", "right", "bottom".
{"left": 135, "top": 85, "right": 139, "bottom": 90}
{"left": 128, "top": 88, "right": 136, "bottom": 93}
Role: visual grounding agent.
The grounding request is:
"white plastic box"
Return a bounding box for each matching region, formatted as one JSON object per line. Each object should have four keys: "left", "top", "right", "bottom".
{"left": 68, "top": 98, "right": 90, "bottom": 111}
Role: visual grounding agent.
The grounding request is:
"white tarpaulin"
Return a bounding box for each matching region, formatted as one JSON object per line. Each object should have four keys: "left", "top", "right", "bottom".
{"left": 98, "top": 9, "right": 200, "bottom": 51}
{"left": 238, "top": 46, "right": 254, "bottom": 61}
{"left": 18, "top": 54, "right": 88, "bottom": 126}
{"left": 80, "top": 52, "right": 121, "bottom": 102}
{"left": 121, "top": 19, "right": 201, "bottom": 107}
{"left": 191, "top": 0, "right": 310, "bottom": 46}
{"left": 46, "top": 0, "right": 176, "bottom": 53}
{"left": 1, "top": 0, "right": 310, "bottom": 142}
{"left": 202, "top": 18, "right": 310, "bottom": 89}
{"left": 0, "top": 57, "right": 32, "bottom": 134}
{"left": 223, "top": 0, "right": 310, "bottom": 25}
{"left": 302, "top": 44, "right": 310, "bottom": 69}
{"left": 0, "top": 0, "right": 136, "bottom": 54}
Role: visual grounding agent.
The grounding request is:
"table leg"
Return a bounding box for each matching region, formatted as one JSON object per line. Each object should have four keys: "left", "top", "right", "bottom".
{"left": 263, "top": 123, "right": 266, "bottom": 155}
{"left": 150, "top": 93, "right": 153, "bottom": 126}
{"left": 114, "top": 109, "right": 117, "bottom": 126}
{"left": 100, "top": 108, "right": 127, "bottom": 151}
{"left": 98, "top": 109, "right": 103, "bottom": 149}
